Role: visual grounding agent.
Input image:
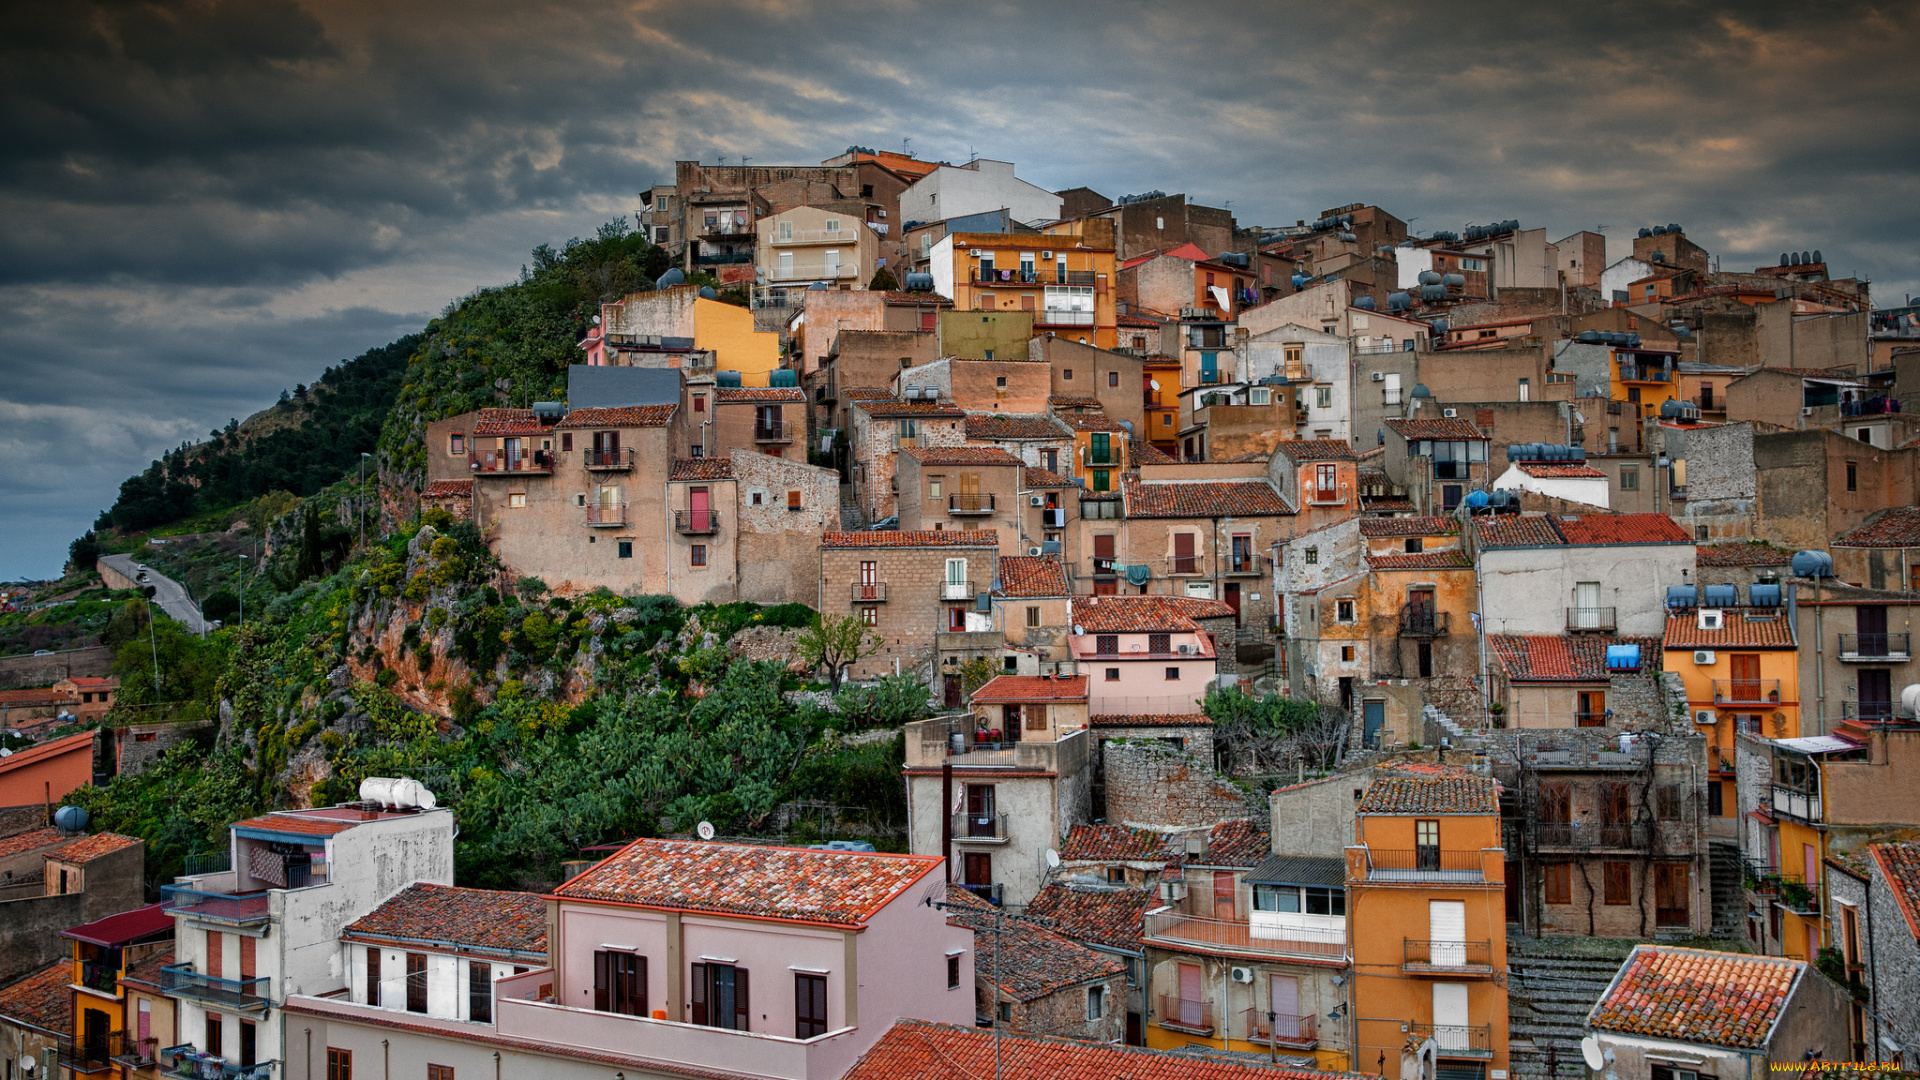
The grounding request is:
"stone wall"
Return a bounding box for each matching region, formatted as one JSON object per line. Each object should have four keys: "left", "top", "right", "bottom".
{"left": 1102, "top": 739, "right": 1259, "bottom": 830}
{"left": 821, "top": 538, "right": 999, "bottom": 682}
{"left": 0, "top": 805, "right": 48, "bottom": 839}
{"left": 994, "top": 972, "right": 1128, "bottom": 1044}
{"left": 1268, "top": 767, "right": 1376, "bottom": 856}
{"left": 0, "top": 646, "right": 114, "bottom": 691}
{"left": 731, "top": 449, "right": 839, "bottom": 605}
{"left": 114, "top": 721, "right": 212, "bottom": 778}
{"left": 1856, "top": 860, "right": 1920, "bottom": 1059}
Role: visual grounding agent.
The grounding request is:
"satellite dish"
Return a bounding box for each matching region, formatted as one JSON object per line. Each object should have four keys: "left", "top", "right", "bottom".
{"left": 1581, "top": 1036, "right": 1605, "bottom": 1071}
{"left": 1045, "top": 849, "right": 1060, "bottom": 869}
{"left": 1149, "top": 380, "right": 1161, "bottom": 391}
{"left": 696, "top": 821, "right": 716, "bottom": 841}
{"left": 20, "top": 1056, "right": 33, "bottom": 1072}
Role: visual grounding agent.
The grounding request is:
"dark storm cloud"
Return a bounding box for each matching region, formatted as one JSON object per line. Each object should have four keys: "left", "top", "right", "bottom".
{"left": 3, "top": 0, "right": 1916, "bottom": 576}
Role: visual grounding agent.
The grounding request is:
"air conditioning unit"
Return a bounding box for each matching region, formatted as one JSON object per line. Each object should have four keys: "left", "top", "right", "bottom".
{"left": 1028, "top": 546, "right": 1044, "bottom": 557}
{"left": 1230, "top": 967, "right": 1255, "bottom": 985}
{"left": 1802, "top": 407, "right": 1814, "bottom": 416}
{"left": 1694, "top": 710, "right": 1716, "bottom": 725}
{"left": 1698, "top": 610, "right": 1723, "bottom": 631}
{"left": 1693, "top": 649, "right": 1716, "bottom": 666}
{"left": 1442, "top": 408, "right": 1458, "bottom": 418}
{"left": 1177, "top": 644, "right": 1194, "bottom": 655}
{"left": 1371, "top": 372, "right": 1386, "bottom": 382}
{"left": 1041, "top": 250, "right": 1054, "bottom": 260}
{"left": 969, "top": 249, "right": 984, "bottom": 257}
{"left": 1029, "top": 495, "right": 1046, "bottom": 506}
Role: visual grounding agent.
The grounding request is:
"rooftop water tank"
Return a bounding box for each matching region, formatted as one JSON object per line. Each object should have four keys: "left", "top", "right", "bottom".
{"left": 1666, "top": 585, "right": 1699, "bottom": 609}
{"left": 1791, "top": 550, "right": 1835, "bottom": 578}
{"left": 1577, "top": 330, "right": 1601, "bottom": 343}
{"left": 1430, "top": 319, "right": 1448, "bottom": 334}
{"left": 1422, "top": 284, "right": 1446, "bottom": 300}
{"left": 656, "top": 267, "right": 686, "bottom": 287}
{"left": 716, "top": 370, "right": 743, "bottom": 388}
{"left": 53, "top": 805, "right": 87, "bottom": 832}
{"left": 904, "top": 272, "right": 935, "bottom": 291}
{"left": 1354, "top": 296, "right": 1377, "bottom": 310}
{"left": 1464, "top": 489, "right": 1490, "bottom": 509}
{"left": 359, "top": 776, "right": 438, "bottom": 810}
{"left": 531, "top": 401, "right": 565, "bottom": 420}
{"left": 1703, "top": 584, "right": 1738, "bottom": 607}
{"left": 1902, "top": 684, "right": 1920, "bottom": 720}
{"left": 1606, "top": 644, "right": 1641, "bottom": 671}
{"left": 768, "top": 369, "right": 799, "bottom": 388}
{"left": 1625, "top": 333, "right": 1641, "bottom": 347}
{"left": 1419, "top": 271, "right": 1443, "bottom": 285}
{"left": 1388, "top": 292, "right": 1411, "bottom": 311}
{"left": 1749, "top": 583, "right": 1782, "bottom": 607}
{"left": 697, "top": 286, "right": 719, "bottom": 300}
{"left": 1569, "top": 446, "right": 1587, "bottom": 462}
{"left": 1411, "top": 383, "right": 1432, "bottom": 398}
{"left": 1443, "top": 273, "right": 1465, "bottom": 287}
{"left": 1292, "top": 275, "right": 1310, "bottom": 289}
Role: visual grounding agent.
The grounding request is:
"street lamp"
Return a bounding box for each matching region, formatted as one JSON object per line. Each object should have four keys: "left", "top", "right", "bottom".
{"left": 236, "top": 555, "right": 248, "bottom": 629}
{"left": 359, "top": 453, "right": 373, "bottom": 548}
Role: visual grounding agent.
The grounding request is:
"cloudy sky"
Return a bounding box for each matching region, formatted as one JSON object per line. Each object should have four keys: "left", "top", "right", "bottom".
{"left": 3, "top": 0, "right": 1916, "bottom": 579}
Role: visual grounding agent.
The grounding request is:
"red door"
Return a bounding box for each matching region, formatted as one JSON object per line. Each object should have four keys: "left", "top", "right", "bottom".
{"left": 1730, "top": 653, "right": 1761, "bottom": 702}
{"left": 1224, "top": 583, "right": 1241, "bottom": 626}
{"left": 689, "top": 487, "right": 711, "bottom": 531}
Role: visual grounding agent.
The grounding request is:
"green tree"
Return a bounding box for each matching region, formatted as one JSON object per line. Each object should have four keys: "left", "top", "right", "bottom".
{"left": 867, "top": 267, "right": 899, "bottom": 291}
{"left": 796, "top": 613, "right": 883, "bottom": 690}
{"left": 68, "top": 531, "right": 102, "bottom": 573}
{"left": 957, "top": 656, "right": 997, "bottom": 700}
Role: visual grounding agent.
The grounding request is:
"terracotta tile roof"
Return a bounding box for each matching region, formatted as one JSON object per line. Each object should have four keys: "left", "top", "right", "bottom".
{"left": 0, "top": 961, "right": 72, "bottom": 1035}
{"left": 1662, "top": 612, "right": 1796, "bottom": 650}
{"left": 62, "top": 677, "right": 116, "bottom": 690}
{"left": 1221, "top": 451, "right": 1270, "bottom": 464}
{"left": 945, "top": 886, "right": 1123, "bottom": 1001}
{"left": 0, "top": 689, "right": 71, "bottom": 706}
{"left": 844, "top": 1019, "right": 1339, "bottom": 1080}
{"left": 1118, "top": 312, "right": 1164, "bottom": 327}
{"left": 714, "top": 387, "right": 805, "bottom": 404}
{"left": 1021, "top": 467, "right": 1076, "bottom": 488}
{"left": 669, "top": 458, "right": 735, "bottom": 481}
{"left": 1358, "top": 767, "right": 1500, "bottom": 815}
{"left": 1389, "top": 417, "right": 1484, "bottom": 441}
{"left": 1869, "top": 842, "right": 1920, "bottom": 939}
{"left": 996, "top": 557, "right": 1069, "bottom": 598}
{"left": 1555, "top": 513, "right": 1693, "bottom": 546}
{"left": 1837, "top": 507, "right": 1920, "bottom": 547}
{"left": 1698, "top": 542, "right": 1797, "bottom": 566}
{"left": 1059, "top": 825, "right": 1175, "bottom": 862}
{"left": 1475, "top": 515, "right": 1566, "bottom": 548}
{"left": 1022, "top": 884, "right": 1154, "bottom": 952}
{"left": 344, "top": 884, "right": 548, "bottom": 958}
{"left": 121, "top": 948, "right": 176, "bottom": 991}
{"left": 1518, "top": 463, "right": 1607, "bottom": 478}
{"left": 1088, "top": 713, "right": 1211, "bottom": 728}
{"left": 1124, "top": 478, "right": 1292, "bottom": 518}
{"left": 1048, "top": 412, "right": 1125, "bottom": 438}
{"left": 1487, "top": 634, "right": 1663, "bottom": 682}
{"left": 552, "top": 839, "right": 942, "bottom": 927}
{"left": 1359, "top": 516, "right": 1459, "bottom": 538}
{"left": 1366, "top": 551, "right": 1473, "bottom": 571}
{"left": 965, "top": 414, "right": 1070, "bottom": 441}
{"left": 1589, "top": 945, "right": 1802, "bottom": 1049}
{"left": 822, "top": 530, "right": 1000, "bottom": 549}
{"left": 555, "top": 405, "right": 676, "bottom": 428}
{"left": 1275, "top": 439, "right": 1356, "bottom": 462}
{"left": 1202, "top": 818, "right": 1271, "bottom": 867}
{"left": 859, "top": 400, "right": 965, "bottom": 419}
{"left": 230, "top": 812, "right": 360, "bottom": 838}
{"left": 0, "top": 827, "right": 63, "bottom": 859}
{"left": 472, "top": 408, "right": 545, "bottom": 436}
{"left": 841, "top": 387, "right": 895, "bottom": 401}
{"left": 1361, "top": 498, "right": 1418, "bottom": 513}
{"left": 1070, "top": 594, "right": 1235, "bottom": 633}
{"left": 422, "top": 480, "right": 473, "bottom": 498}
{"left": 971, "top": 675, "right": 1087, "bottom": 702}
{"left": 900, "top": 446, "right": 1024, "bottom": 466}
{"left": 1130, "top": 439, "right": 1175, "bottom": 466}
{"left": 881, "top": 291, "right": 953, "bottom": 307}
{"left": 1047, "top": 395, "right": 1102, "bottom": 408}
{"left": 46, "top": 832, "right": 140, "bottom": 864}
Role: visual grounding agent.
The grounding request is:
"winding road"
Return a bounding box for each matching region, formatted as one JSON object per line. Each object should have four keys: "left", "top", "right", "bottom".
{"left": 99, "top": 553, "right": 210, "bottom": 634}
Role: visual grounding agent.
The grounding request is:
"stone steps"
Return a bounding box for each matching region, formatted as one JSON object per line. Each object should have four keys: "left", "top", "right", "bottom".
{"left": 1506, "top": 947, "right": 1630, "bottom": 1080}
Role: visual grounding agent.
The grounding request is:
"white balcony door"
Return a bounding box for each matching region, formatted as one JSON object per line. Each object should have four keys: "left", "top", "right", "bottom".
{"left": 1429, "top": 900, "right": 1466, "bottom": 966}
{"left": 946, "top": 558, "right": 967, "bottom": 598}
{"left": 825, "top": 249, "right": 840, "bottom": 276}
{"left": 1432, "top": 982, "right": 1469, "bottom": 1051}
{"left": 1574, "top": 581, "right": 1601, "bottom": 628}
{"left": 778, "top": 250, "right": 793, "bottom": 277}
{"left": 1270, "top": 974, "right": 1299, "bottom": 1036}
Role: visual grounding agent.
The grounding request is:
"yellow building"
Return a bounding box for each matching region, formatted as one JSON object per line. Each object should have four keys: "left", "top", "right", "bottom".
{"left": 586, "top": 288, "right": 781, "bottom": 387}
{"left": 1662, "top": 601, "right": 1801, "bottom": 840}
{"left": 931, "top": 233, "right": 1118, "bottom": 350}
{"left": 1607, "top": 344, "right": 1682, "bottom": 420}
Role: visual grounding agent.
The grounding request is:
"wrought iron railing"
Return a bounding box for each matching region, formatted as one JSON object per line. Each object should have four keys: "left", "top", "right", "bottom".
{"left": 1404, "top": 938, "right": 1494, "bottom": 970}
{"left": 950, "top": 812, "right": 1008, "bottom": 840}
{"left": 1839, "top": 633, "right": 1910, "bottom": 658}
{"left": 1158, "top": 994, "right": 1213, "bottom": 1033}
{"left": 162, "top": 885, "right": 270, "bottom": 925}
{"left": 157, "top": 963, "right": 270, "bottom": 1012}
{"left": 754, "top": 422, "right": 790, "bottom": 443}
{"left": 1531, "top": 822, "right": 1649, "bottom": 849}
{"left": 673, "top": 509, "right": 720, "bottom": 534}
{"left": 1399, "top": 607, "right": 1450, "bottom": 636}
{"left": 1143, "top": 911, "right": 1345, "bottom": 960}
{"left": 1363, "top": 848, "right": 1485, "bottom": 881}
{"left": 939, "top": 579, "right": 976, "bottom": 601}
{"left": 108, "top": 1030, "right": 157, "bottom": 1068}
{"left": 467, "top": 449, "right": 551, "bottom": 475}
{"left": 585, "top": 503, "right": 628, "bottom": 526}
{"left": 1566, "top": 607, "right": 1617, "bottom": 631}
{"left": 948, "top": 493, "right": 995, "bottom": 514}
{"left": 1843, "top": 700, "right": 1896, "bottom": 722}
{"left": 583, "top": 448, "right": 635, "bottom": 470}
{"left": 1246, "top": 1008, "right": 1317, "bottom": 1047}
{"left": 850, "top": 582, "right": 888, "bottom": 602}
{"left": 1713, "top": 678, "right": 1781, "bottom": 704}
{"left": 1407, "top": 1021, "right": 1493, "bottom": 1054}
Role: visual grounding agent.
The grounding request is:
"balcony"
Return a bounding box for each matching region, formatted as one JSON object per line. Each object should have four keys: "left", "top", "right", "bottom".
{"left": 109, "top": 1031, "right": 158, "bottom": 1070}
{"left": 1227, "top": 558, "right": 1261, "bottom": 575}
{"left": 1399, "top": 607, "right": 1450, "bottom": 637}
{"left": 157, "top": 963, "right": 271, "bottom": 1013}
{"left": 1171, "top": 556, "right": 1198, "bottom": 575}
{"left": 695, "top": 251, "right": 754, "bottom": 265}
{"left": 1713, "top": 678, "right": 1781, "bottom": 704}
{"left": 1713, "top": 746, "right": 1736, "bottom": 774}
{"left": 1085, "top": 451, "right": 1121, "bottom": 467}
{"left": 583, "top": 448, "right": 635, "bottom": 471}
{"left": 1573, "top": 710, "right": 1610, "bottom": 727}
{"left": 1408, "top": 1022, "right": 1494, "bottom": 1058}
{"left": 585, "top": 503, "right": 628, "bottom": 527}
{"left": 1143, "top": 911, "right": 1346, "bottom": 961}
{"left": 1158, "top": 994, "right": 1214, "bottom": 1034}
{"left": 1036, "top": 310, "right": 1096, "bottom": 327}
{"left": 948, "top": 493, "right": 996, "bottom": 515}
{"left": 950, "top": 812, "right": 1009, "bottom": 843}
{"left": 905, "top": 717, "right": 1080, "bottom": 773}
{"left": 1531, "top": 822, "right": 1650, "bottom": 850}
{"left": 468, "top": 449, "right": 551, "bottom": 476}
{"left": 1566, "top": 606, "right": 1617, "bottom": 632}
{"left": 1360, "top": 847, "right": 1487, "bottom": 883}
{"left": 1842, "top": 701, "right": 1897, "bottom": 723}
{"left": 1245, "top": 1008, "right": 1317, "bottom": 1050}
{"left": 159, "top": 1045, "right": 278, "bottom": 1080}
{"left": 973, "top": 269, "right": 1098, "bottom": 286}
{"left": 1772, "top": 784, "right": 1822, "bottom": 823}
{"left": 850, "top": 582, "right": 888, "bottom": 603}
{"left": 163, "top": 881, "right": 270, "bottom": 927}
{"left": 754, "top": 422, "right": 791, "bottom": 444}
{"left": 940, "top": 579, "right": 976, "bottom": 601}
{"left": 78, "top": 959, "right": 121, "bottom": 995}
{"left": 1403, "top": 938, "right": 1495, "bottom": 976}
{"left": 674, "top": 509, "right": 720, "bottom": 535}
{"left": 768, "top": 262, "right": 857, "bottom": 282}
{"left": 1617, "top": 365, "right": 1673, "bottom": 384}
{"left": 1306, "top": 484, "right": 1349, "bottom": 506}
{"left": 958, "top": 882, "right": 1003, "bottom": 905}
{"left": 1839, "top": 633, "right": 1911, "bottom": 661}
{"left": 772, "top": 228, "right": 856, "bottom": 245}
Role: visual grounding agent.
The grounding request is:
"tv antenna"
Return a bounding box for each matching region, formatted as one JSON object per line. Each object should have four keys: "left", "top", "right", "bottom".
{"left": 740, "top": 157, "right": 751, "bottom": 168}
{"left": 717, "top": 155, "right": 728, "bottom": 166}
{"left": 1596, "top": 224, "right": 1610, "bottom": 233}
{"left": 902, "top": 136, "right": 912, "bottom": 156}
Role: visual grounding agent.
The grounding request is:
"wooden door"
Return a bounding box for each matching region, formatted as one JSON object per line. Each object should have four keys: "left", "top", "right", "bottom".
{"left": 963, "top": 853, "right": 991, "bottom": 887}
{"left": 689, "top": 486, "right": 711, "bottom": 531}
{"left": 1224, "top": 583, "right": 1241, "bottom": 626}
{"left": 1505, "top": 862, "right": 1522, "bottom": 923}
{"left": 1173, "top": 532, "right": 1195, "bottom": 574}
{"left": 942, "top": 674, "right": 960, "bottom": 709}
{"left": 1858, "top": 605, "right": 1889, "bottom": 656}
{"left": 1577, "top": 691, "right": 1606, "bottom": 727}
{"left": 1860, "top": 668, "right": 1893, "bottom": 720}
{"left": 1655, "top": 863, "right": 1689, "bottom": 927}
{"left": 1730, "top": 653, "right": 1762, "bottom": 703}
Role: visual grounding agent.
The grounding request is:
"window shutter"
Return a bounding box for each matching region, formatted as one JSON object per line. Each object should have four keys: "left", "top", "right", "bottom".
{"left": 240, "top": 935, "right": 256, "bottom": 979}
{"left": 367, "top": 946, "right": 381, "bottom": 1007}
{"left": 734, "top": 968, "right": 750, "bottom": 1031}
{"left": 594, "top": 951, "right": 610, "bottom": 1012}
{"left": 634, "top": 955, "right": 649, "bottom": 1018}
{"left": 1025, "top": 704, "right": 1045, "bottom": 730}
{"left": 691, "top": 963, "right": 707, "bottom": 1025}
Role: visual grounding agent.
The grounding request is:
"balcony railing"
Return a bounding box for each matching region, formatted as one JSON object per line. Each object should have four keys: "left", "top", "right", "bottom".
{"left": 695, "top": 251, "right": 754, "bottom": 265}
{"left": 950, "top": 812, "right": 1009, "bottom": 842}
{"left": 161, "top": 1045, "right": 279, "bottom": 1080}
{"left": 973, "top": 269, "right": 1099, "bottom": 286}
{"left": 948, "top": 493, "right": 995, "bottom": 515}
{"left": 754, "top": 422, "right": 791, "bottom": 443}
{"left": 1566, "top": 606, "right": 1617, "bottom": 632}
{"left": 109, "top": 1031, "right": 158, "bottom": 1069}
{"left": 78, "top": 959, "right": 121, "bottom": 995}
{"left": 1399, "top": 608, "right": 1450, "bottom": 637}
{"left": 163, "top": 884, "right": 270, "bottom": 926}
{"left": 1404, "top": 938, "right": 1495, "bottom": 974}
{"left": 1617, "top": 365, "right": 1673, "bottom": 383}
{"left": 585, "top": 503, "right": 628, "bottom": 527}
{"left": 958, "top": 882, "right": 1003, "bottom": 905}
{"left": 1531, "top": 822, "right": 1650, "bottom": 849}
{"left": 1171, "top": 556, "right": 1198, "bottom": 575}
{"left": 157, "top": 963, "right": 271, "bottom": 1013}
{"left": 1144, "top": 911, "right": 1346, "bottom": 960}
{"left": 1306, "top": 484, "right": 1348, "bottom": 505}
{"left": 468, "top": 449, "right": 552, "bottom": 476}
{"left": 772, "top": 228, "right": 855, "bottom": 245}
{"left": 1246, "top": 1008, "right": 1317, "bottom": 1048}
{"left": 1036, "top": 310, "right": 1096, "bottom": 327}
{"left": 1713, "top": 746, "right": 1736, "bottom": 773}
{"left": 674, "top": 509, "right": 720, "bottom": 534}
{"left": 1228, "top": 558, "right": 1260, "bottom": 575}
{"left": 851, "top": 582, "right": 888, "bottom": 602}
{"left": 1408, "top": 1022, "right": 1494, "bottom": 1057}
{"left": 1158, "top": 994, "right": 1213, "bottom": 1033}
{"left": 1574, "top": 711, "right": 1609, "bottom": 727}
{"left": 583, "top": 448, "right": 635, "bottom": 470}
{"left": 1839, "top": 633, "right": 1911, "bottom": 660}
{"left": 769, "top": 262, "right": 857, "bottom": 281}
{"left": 1772, "top": 784, "right": 1821, "bottom": 823}
{"left": 940, "top": 579, "right": 976, "bottom": 601}
{"left": 1086, "top": 451, "right": 1121, "bottom": 467}
{"left": 1843, "top": 700, "right": 1897, "bottom": 723}
{"left": 1713, "top": 678, "right": 1782, "bottom": 704}
{"left": 1363, "top": 847, "right": 1486, "bottom": 882}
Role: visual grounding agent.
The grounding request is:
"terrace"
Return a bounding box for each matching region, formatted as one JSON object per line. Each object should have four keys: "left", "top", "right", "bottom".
{"left": 1143, "top": 910, "right": 1346, "bottom": 962}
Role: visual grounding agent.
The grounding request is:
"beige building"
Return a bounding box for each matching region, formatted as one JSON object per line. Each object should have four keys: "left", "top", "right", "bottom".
{"left": 897, "top": 446, "right": 1027, "bottom": 556}
{"left": 819, "top": 530, "right": 1001, "bottom": 686}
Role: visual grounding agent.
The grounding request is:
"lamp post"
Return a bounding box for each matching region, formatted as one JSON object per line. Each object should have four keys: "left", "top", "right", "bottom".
{"left": 359, "top": 453, "right": 373, "bottom": 549}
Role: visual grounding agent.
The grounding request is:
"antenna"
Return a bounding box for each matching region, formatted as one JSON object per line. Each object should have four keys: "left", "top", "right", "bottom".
{"left": 717, "top": 155, "right": 728, "bottom": 166}
{"left": 902, "top": 136, "right": 911, "bottom": 156}
{"left": 740, "top": 157, "right": 751, "bottom": 168}
{"left": 1596, "top": 224, "right": 1610, "bottom": 233}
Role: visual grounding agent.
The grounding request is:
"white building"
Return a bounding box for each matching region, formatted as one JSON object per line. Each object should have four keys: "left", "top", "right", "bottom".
{"left": 898, "top": 159, "right": 1062, "bottom": 227}
{"left": 342, "top": 883, "right": 548, "bottom": 1025}
{"left": 1473, "top": 512, "right": 1696, "bottom": 637}
{"left": 1490, "top": 458, "right": 1611, "bottom": 509}
{"left": 1599, "top": 256, "right": 1655, "bottom": 306}
{"left": 1237, "top": 322, "right": 1352, "bottom": 441}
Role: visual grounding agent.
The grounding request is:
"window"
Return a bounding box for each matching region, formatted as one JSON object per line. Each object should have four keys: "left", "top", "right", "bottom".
{"left": 995, "top": 376, "right": 1007, "bottom": 390}
{"left": 690, "top": 544, "right": 707, "bottom": 567}
{"left": 1696, "top": 526, "right": 1709, "bottom": 541}
{"left": 1165, "top": 667, "right": 1180, "bottom": 681}
{"left": 1062, "top": 367, "right": 1073, "bottom": 381}
{"left": 1092, "top": 469, "right": 1110, "bottom": 492}
{"left": 1107, "top": 371, "right": 1119, "bottom": 388}
{"left": 560, "top": 432, "right": 573, "bottom": 452}
{"left": 1340, "top": 645, "right": 1355, "bottom": 662}
{"left": 1620, "top": 467, "right": 1639, "bottom": 491}
{"left": 367, "top": 947, "right": 381, "bottom": 1007}
{"left": 428, "top": 1067, "right": 454, "bottom": 1080}
{"left": 1603, "top": 861, "right": 1634, "bottom": 905}
{"left": 693, "top": 393, "right": 705, "bottom": 412}
{"left": 1335, "top": 600, "right": 1355, "bottom": 623}
{"left": 207, "top": 1013, "right": 222, "bottom": 1059}
{"left": 1304, "top": 547, "right": 1318, "bottom": 564}
{"left": 406, "top": 952, "right": 428, "bottom": 1013}
{"left": 788, "top": 490, "right": 802, "bottom": 510}
{"left": 240, "top": 1020, "right": 256, "bottom": 1067}
{"left": 1096, "top": 634, "right": 1118, "bottom": 654}
{"left": 508, "top": 493, "right": 526, "bottom": 508}
{"left": 1316, "top": 386, "right": 1332, "bottom": 409}
{"left": 326, "top": 1048, "right": 352, "bottom": 1080}
{"left": 449, "top": 433, "right": 464, "bottom": 455}
{"left": 690, "top": 963, "right": 750, "bottom": 1031}
{"left": 1105, "top": 667, "right": 1120, "bottom": 681}
{"left": 593, "top": 950, "right": 647, "bottom": 1016}
{"left": 947, "top": 955, "right": 962, "bottom": 990}
{"left": 1087, "top": 986, "right": 1105, "bottom": 1020}
{"left": 1250, "top": 387, "right": 1272, "bottom": 406}
{"left": 1708, "top": 781, "right": 1724, "bottom": 816}
{"left": 1846, "top": 462, "right": 1858, "bottom": 492}
{"left": 617, "top": 540, "right": 633, "bottom": 559}
{"left": 468, "top": 961, "right": 493, "bottom": 1023}
{"left": 1544, "top": 863, "right": 1572, "bottom": 904}
{"left": 859, "top": 606, "right": 877, "bottom": 626}
{"left": 929, "top": 476, "right": 943, "bottom": 499}
{"left": 795, "top": 973, "right": 829, "bottom": 1039}
{"left": 1025, "top": 606, "right": 1040, "bottom": 628}
{"left": 1405, "top": 537, "right": 1424, "bottom": 553}
{"left": 1656, "top": 784, "right": 1682, "bottom": 821}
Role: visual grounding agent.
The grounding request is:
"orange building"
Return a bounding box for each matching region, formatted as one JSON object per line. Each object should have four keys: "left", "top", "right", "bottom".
{"left": 1347, "top": 766, "right": 1509, "bottom": 1079}
{"left": 0, "top": 729, "right": 97, "bottom": 809}
{"left": 932, "top": 233, "right": 1118, "bottom": 349}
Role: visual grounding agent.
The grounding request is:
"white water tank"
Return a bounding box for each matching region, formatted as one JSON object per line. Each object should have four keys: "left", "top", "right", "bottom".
{"left": 359, "top": 776, "right": 438, "bottom": 810}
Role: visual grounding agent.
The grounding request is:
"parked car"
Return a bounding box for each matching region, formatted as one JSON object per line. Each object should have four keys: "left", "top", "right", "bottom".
{"left": 32, "top": 650, "right": 54, "bottom": 657}
{"left": 867, "top": 516, "right": 899, "bottom": 531}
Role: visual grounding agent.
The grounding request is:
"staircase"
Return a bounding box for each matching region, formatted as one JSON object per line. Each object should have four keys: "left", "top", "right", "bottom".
{"left": 838, "top": 484, "right": 864, "bottom": 530}
{"left": 1709, "top": 840, "right": 1744, "bottom": 935}
{"left": 1506, "top": 940, "right": 1633, "bottom": 1080}
{"left": 1423, "top": 704, "right": 1472, "bottom": 746}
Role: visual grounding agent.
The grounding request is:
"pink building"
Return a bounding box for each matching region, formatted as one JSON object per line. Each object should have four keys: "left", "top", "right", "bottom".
{"left": 286, "top": 840, "right": 971, "bottom": 1080}
{"left": 1069, "top": 595, "right": 1235, "bottom": 715}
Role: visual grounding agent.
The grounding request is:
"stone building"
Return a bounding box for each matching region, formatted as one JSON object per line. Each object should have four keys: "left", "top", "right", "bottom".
{"left": 896, "top": 446, "right": 1027, "bottom": 556}
{"left": 1825, "top": 842, "right": 1920, "bottom": 1064}
{"left": 943, "top": 885, "right": 1127, "bottom": 1044}
{"left": 818, "top": 530, "right": 1000, "bottom": 684}
{"left": 1119, "top": 470, "right": 1293, "bottom": 637}
{"left": 846, "top": 396, "right": 966, "bottom": 525}
{"left": 991, "top": 557, "right": 1072, "bottom": 668}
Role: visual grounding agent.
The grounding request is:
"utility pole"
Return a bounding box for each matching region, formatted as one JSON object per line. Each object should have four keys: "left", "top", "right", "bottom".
{"left": 145, "top": 593, "right": 161, "bottom": 701}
